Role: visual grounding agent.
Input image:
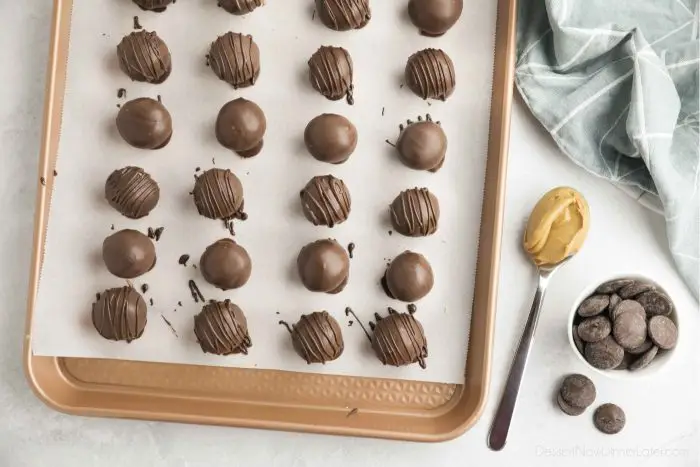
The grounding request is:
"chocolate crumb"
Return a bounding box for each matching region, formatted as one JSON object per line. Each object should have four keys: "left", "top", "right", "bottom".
{"left": 195, "top": 167, "right": 201, "bottom": 172}
{"left": 346, "top": 408, "right": 358, "bottom": 418}
{"left": 133, "top": 16, "right": 142, "bottom": 30}
{"left": 234, "top": 211, "right": 248, "bottom": 221}
{"left": 407, "top": 304, "right": 417, "bottom": 314}
{"left": 348, "top": 242, "right": 355, "bottom": 259}
{"left": 141, "top": 283, "right": 149, "bottom": 294}
{"left": 192, "top": 264, "right": 197, "bottom": 269}
{"left": 110, "top": 224, "right": 115, "bottom": 231}
{"left": 178, "top": 301, "right": 182, "bottom": 307}
{"left": 157, "top": 95, "right": 162, "bottom": 103}
{"left": 212, "top": 157, "right": 216, "bottom": 165}
{"left": 312, "top": 9, "right": 316, "bottom": 20}
{"left": 40, "top": 177, "right": 46, "bottom": 186}
{"left": 147, "top": 227, "right": 155, "bottom": 239}
{"left": 53, "top": 169, "right": 58, "bottom": 177}
{"left": 388, "top": 230, "right": 393, "bottom": 236}
{"left": 399, "top": 83, "right": 404, "bottom": 89}
{"left": 116, "top": 104, "right": 121, "bottom": 108}
{"left": 384, "top": 139, "right": 396, "bottom": 148}
{"left": 205, "top": 54, "right": 210, "bottom": 67}
{"left": 348, "top": 320, "right": 353, "bottom": 326}
{"left": 427, "top": 101, "right": 432, "bottom": 106}
{"left": 178, "top": 254, "right": 190, "bottom": 266}
{"left": 382, "top": 107, "right": 385, "bottom": 116}
{"left": 224, "top": 219, "right": 235, "bottom": 236}
{"left": 96, "top": 292, "right": 101, "bottom": 301}
{"left": 188, "top": 279, "right": 205, "bottom": 303}
{"left": 154, "top": 227, "right": 165, "bottom": 241}
{"left": 117, "top": 88, "right": 126, "bottom": 99}
{"left": 275, "top": 311, "right": 280, "bottom": 315}
{"left": 160, "top": 314, "right": 178, "bottom": 338}
{"left": 149, "top": 297, "right": 154, "bottom": 306}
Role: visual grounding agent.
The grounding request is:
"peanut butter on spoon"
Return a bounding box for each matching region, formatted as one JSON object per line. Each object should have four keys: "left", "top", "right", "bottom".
{"left": 523, "top": 187, "right": 590, "bottom": 266}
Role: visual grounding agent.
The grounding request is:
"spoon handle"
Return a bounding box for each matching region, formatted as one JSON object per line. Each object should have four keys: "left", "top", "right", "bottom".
{"left": 488, "top": 272, "right": 549, "bottom": 451}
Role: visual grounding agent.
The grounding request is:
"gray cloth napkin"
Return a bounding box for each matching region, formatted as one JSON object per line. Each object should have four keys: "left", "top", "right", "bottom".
{"left": 515, "top": 0, "right": 699, "bottom": 299}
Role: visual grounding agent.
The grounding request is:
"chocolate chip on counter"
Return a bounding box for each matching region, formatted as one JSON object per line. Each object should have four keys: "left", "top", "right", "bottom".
{"left": 636, "top": 291, "right": 673, "bottom": 317}
{"left": 559, "top": 374, "right": 596, "bottom": 409}
{"left": 578, "top": 316, "right": 611, "bottom": 343}
{"left": 610, "top": 299, "right": 645, "bottom": 322}
{"left": 572, "top": 325, "right": 585, "bottom": 354}
{"left": 619, "top": 281, "right": 654, "bottom": 299}
{"left": 596, "top": 279, "right": 634, "bottom": 294}
{"left": 585, "top": 336, "right": 625, "bottom": 370}
{"left": 577, "top": 295, "right": 610, "bottom": 318}
{"left": 557, "top": 393, "right": 585, "bottom": 416}
{"left": 648, "top": 315, "right": 678, "bottom": 350}
{"left": 593, "top": 403, "right": 626, "bottom": 434}
{"left": 627, "top": 339, "right": 653, "bottom": 355}
{"left": 612, "top": 311, "right": 647, "bottom": 350}
{"left": 629, "top": 345, "right": 659, "bottom": 371}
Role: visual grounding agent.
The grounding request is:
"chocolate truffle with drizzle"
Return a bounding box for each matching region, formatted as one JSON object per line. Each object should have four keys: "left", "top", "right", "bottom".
{"left": 92, "top": 286, "right": 147, "bottom": 342}
{"left": 280, "top": 311, "right": 344, "bottom": 364}
{"left": 405, "top": 48, "right": 455, "bottom": 100}
{"left": 315, "top": 0, "right": 371, "bottom": 31}
{"left": 194, "top": 300, "right": 252, "bottom": 355}
{"left": 117, "top": 31, "right": 171, "bottom": 83}
{"left": 390, "top": 187, "right": 440, "bottom": 236}
{"left": 216, "top": 98, "right": 266, "bottom": 158}
{"left": 209, "top": 32, "right": 260, "bottom": 88}
{"left": 297, "top": 239, "right": 350, "bottom": 293}
{"left": 395, "top": 115, "right": 447, "bottom": 171}
{"left": 219, "top": 0, "right": 264, "bottom": 15}
{"left": 300, "top": 175, "right": 351, "bottom": 227}
{"left": 192, "top": 168, "right": 244, "bottom": 220}
{"left": 105, "top": 166, "right": 160, "bottom": 219}
{"left": 116, "top": 97, "right": 173, "bottom": 149}
{"left": 308, "top": 46, "right": 354, "bottom": 104}
{"left": 372, "top": 309, "right": 428, "bottom": 368}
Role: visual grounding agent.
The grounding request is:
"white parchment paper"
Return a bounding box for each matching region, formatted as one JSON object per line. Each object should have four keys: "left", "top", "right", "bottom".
{"left": 32, "top": 0, "right": 498, "bottom": 384}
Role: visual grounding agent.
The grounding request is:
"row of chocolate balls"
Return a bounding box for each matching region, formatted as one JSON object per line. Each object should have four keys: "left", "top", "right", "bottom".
{"left": 117, "top": 95, "right": 448, "bottom": 173}
{"left": 134, "top": 0, "right": 463, "bottom": 38}
{"left": 118, "top": 29, "right": 456, "bottom": 103}
{"left": 93, "top": 288, "right": 428, "bottom": 368}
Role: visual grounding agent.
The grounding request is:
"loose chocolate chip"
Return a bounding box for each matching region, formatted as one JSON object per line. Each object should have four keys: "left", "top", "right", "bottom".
{"left": 578, "top": 316, "right": 611, "bottom": 343}
{"left": 636, "top": 291, "right": 673, "bottom": 317}
{"left": 585, "top": 336, "right": 624, "bottom": 370}
{"left": 648, "top": 315, "right": 678, "bottom": 350}
{"left": 593, "top": 403, "right": 626, "bottom": 434}
{"left": 629, "top": 345, "right": 659, "bottom": 371}
{"left": 613, "top": 311, "right": 647, "bottom": 350}
{"left": 559, "top": 374, "right": 596, "bottom": 409}
{"left": 610, "top": 299, "right": 645, "bottom": 322}
{"left": 596, "top": 279, "right": 634, "bottom": 294}
{"left": 557, "top": 393, "right": 585, "bottom": 416}
{"left": 619, "top": 281, "right": 654, "bottom": 299}
{"left": 572, "top": 325, "right": 585, "bottom": 355}
{"left": 627, "top": 339, "right": 653, "bottom": 355}
{"left": 577, "top": 295, "right": 610, "bottom": 318}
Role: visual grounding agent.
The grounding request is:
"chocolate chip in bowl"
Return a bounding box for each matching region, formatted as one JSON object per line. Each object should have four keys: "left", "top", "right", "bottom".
{"left": 568, "top": 275, "right": 680, "bottom": 378}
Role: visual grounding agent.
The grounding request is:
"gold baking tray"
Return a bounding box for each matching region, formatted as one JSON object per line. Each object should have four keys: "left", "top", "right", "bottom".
{"left": 24, "top": 0, "right": 515, "bottom": 442}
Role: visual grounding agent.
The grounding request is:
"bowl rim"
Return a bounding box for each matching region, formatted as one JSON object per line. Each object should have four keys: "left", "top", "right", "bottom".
{"left": 567, "top": 272, "right": 680, "bottom": 380}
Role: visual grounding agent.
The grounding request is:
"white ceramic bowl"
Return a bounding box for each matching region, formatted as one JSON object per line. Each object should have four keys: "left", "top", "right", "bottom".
{"left": 568, "top": 274, "right": 679, "bottom": 380}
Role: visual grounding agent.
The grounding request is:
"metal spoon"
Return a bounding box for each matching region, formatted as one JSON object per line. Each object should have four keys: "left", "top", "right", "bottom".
{"left": 487, "top": 256, "right": 571, "bottom": 451}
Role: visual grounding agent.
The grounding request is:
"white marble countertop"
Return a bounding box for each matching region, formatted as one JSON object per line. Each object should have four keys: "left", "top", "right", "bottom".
{"left": 0, "top": 3, "right": 697, "bottom": 466}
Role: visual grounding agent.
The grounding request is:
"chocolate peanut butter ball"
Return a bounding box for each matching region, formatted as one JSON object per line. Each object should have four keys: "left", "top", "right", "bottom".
{"left": 92, "top": 286, "right": 147, "bottom": 342}
{"left": 194, "top": 300, "right": 252, "bottom": 355}
{"left": 133, "top": 0, "right": 174, "bottom": 12}
{"left": 308, "top": 46, "right": 354, "bottom": 104}
{"left": 284, "top": 311, "right": 344, "bottom": 364}
{"left": 105, "top": 167, "right": 160, "bottom": 219}
{"left": 219, "top": 0, "right": 264, "bottom": 15}
{"left": 396, "top": 116, "right": 447, "bottom": 172}
{"left": 304, "top": 114, "right": 357, "bottom": 164}
{"left": 117, "top": 31, "right": 171, "bottom": 83}
{"left": 215, "top": 98, "right": 266, "bottom": 158}
{"left": 384, "top": 251, "right": 434, "bottom": 302}
{"left": 372, "top": 312, "right": 428, "bottom": 368}
{"left": 297, "top": 239, "right": 350, "bottom": 294}
{"left": 116, "top": 97, "right": 173, "bottom": 149}
{"left": 209, "top": 32, "right": 260, "bottom": 89}
{"left": 300, "top": 175, "right": 351, "bottom": 227}
{"left": 102, "top": 229, "right": 156, "bottom": 279}
{"left": 408, "top": 0, "right": 463, "bottom": 37}
{"left": 315, "top": 0, "right": 371, "bottom": 31}
{"left": 200, "top": 239, "right": 252, "bottom": 290}
{"left": 192, "top": 168, "right": 244, "bottom": 220}
{"left": 405, "top": 48, "right": 455, "bottom": 100}
{"left": 390, "top": 187, "right": 439, "bottom": 236}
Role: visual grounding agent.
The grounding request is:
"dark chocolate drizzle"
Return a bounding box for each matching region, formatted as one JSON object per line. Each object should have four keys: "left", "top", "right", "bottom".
{"left": 345, "top": 307, "right": 371, "bottom": 341}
